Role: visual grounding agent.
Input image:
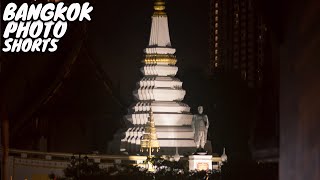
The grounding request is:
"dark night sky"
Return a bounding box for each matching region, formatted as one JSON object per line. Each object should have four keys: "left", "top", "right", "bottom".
{"left": 86, "top": 0, "right": 210, "bottom": 103}
{"left": 1, "top": 0, "right": 215, "bottom": 152}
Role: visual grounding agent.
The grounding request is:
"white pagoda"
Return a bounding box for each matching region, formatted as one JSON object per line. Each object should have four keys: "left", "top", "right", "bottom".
{"left": 111, "top": 0, "right": 211, "bottom": 155}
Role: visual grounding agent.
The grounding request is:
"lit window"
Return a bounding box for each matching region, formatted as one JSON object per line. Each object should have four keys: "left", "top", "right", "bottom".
{"left": 242, "top": 71, "right": 247, "bottom": 80}
{"left": 215, "top": 30, "right": 218, "bottom": 34}
{"left": 215, "top": 62, "right": 218, "bottom": 67}
{"left": 215, "top": 23, "right": 218, "bottom": 28}
{"left": 215, "top": 10, "right": 218, "bottom": 15}
{"left": 215, "top": 49, "right": 218, "bottom": 54}
{"left": 215, "top": 2, "right": 218, "bottom": 8}
{"left": 215, "top": 43, "right": 218, "bottom": 47}
{"left": 215, "top": 16, "right": 218, "bottom": 21}
{"left": 215, "top": 36, "right": 218, "bottom": 41}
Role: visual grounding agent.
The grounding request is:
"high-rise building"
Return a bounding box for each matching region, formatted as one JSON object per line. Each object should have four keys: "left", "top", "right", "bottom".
{"left": 209, "top": 0, "right": 279, "bottom": 162}
{"left": 209, "top": 0, "right": 267, "bottom": 88}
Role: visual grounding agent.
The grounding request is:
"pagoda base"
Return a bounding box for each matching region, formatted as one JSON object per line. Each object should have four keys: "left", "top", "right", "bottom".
{"left": 108, "top": 129, "right": 212, "bottom": 156}
{"left": 117, "top": 139, "right": 212, "bottom": 156}
{"left": 188, "top": 154, "right": 213, "bottom": 171}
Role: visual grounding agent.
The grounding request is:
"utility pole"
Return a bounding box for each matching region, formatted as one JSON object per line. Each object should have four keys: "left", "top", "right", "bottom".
{"left": 1, "top": 105, "right": 9, "bottom": 180}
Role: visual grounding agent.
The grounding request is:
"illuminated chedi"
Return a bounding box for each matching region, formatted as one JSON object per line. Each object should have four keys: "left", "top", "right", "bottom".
{"left": 117, "top": 0, "right": 211, "bottom": 155}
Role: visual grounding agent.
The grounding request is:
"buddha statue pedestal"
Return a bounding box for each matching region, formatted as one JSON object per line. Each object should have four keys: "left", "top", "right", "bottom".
{"left": 188, "top": 154, "right": 213, "bottom": 171}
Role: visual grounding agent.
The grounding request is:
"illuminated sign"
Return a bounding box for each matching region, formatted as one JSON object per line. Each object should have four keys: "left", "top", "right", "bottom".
{"left": 197, "top": 162, "right": 209, "bottom": 170}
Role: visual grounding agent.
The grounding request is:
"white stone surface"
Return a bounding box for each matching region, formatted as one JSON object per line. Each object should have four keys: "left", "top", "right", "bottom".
{"left": 188, "top": 155, "right": 213, "bottom": 171}
{"left": 159, "top": 139, "right": 196, "bottom": 147}
{"left": 131, "top": 101, "right": 190, "bottom": 113}
{"left": 133, "top": 88, "right": 186, "bottom": 101}
{"left": 141, "top": 65, "right": 178, "bottom": 76}
{"left": 138, "top": 77, "right": 183, "bottom": 88}
{"left": 144, "top": 47, "right": 176, "bottom": 55}
{"left": 156, "top": 130, "right": 194, "bottom": 139}
{"left": 148, "top": 15, "right": 172, "bottom": 49}
{"left": 126, "top": 113, "right": 193, "bottom": 126}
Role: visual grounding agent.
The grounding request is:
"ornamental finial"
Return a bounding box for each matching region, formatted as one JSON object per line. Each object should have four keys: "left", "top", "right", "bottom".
{"left": 154, "top": 0, "right": 166, "bottom": 15}
{"left": 140, "top": 108, "right": 160, "bottom": 158}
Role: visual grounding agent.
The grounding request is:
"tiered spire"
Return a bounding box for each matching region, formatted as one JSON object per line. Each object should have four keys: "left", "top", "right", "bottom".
{"left": 140, "top": 109, "right": 160, "bottom": 157}
{"left": 112, "top": 0, "right": 212, "bottom": 156}
{"left": 146, "top": 0, "right": 174, "bottom": 54}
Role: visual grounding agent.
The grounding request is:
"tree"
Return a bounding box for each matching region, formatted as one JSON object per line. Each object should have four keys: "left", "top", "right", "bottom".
{"left": 51, "top": 156, "right": 221, "bottom": 180}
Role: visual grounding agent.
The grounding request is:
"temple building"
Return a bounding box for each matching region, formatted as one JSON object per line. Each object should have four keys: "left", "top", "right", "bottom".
{"left": 109, "top": 0, "right": 211, "bottom": 155}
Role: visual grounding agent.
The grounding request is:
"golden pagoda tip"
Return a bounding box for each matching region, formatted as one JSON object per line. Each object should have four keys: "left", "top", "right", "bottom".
{"left": 154, "top": 0, "right": 166, "bottom": 15}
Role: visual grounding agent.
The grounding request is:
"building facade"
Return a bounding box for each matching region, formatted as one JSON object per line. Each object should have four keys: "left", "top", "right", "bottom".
{"left": 209, "top": 0, "right": 279, "bottom": 162}
{"left": 209, "top": 0, "right": 267, "bottom": 88}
